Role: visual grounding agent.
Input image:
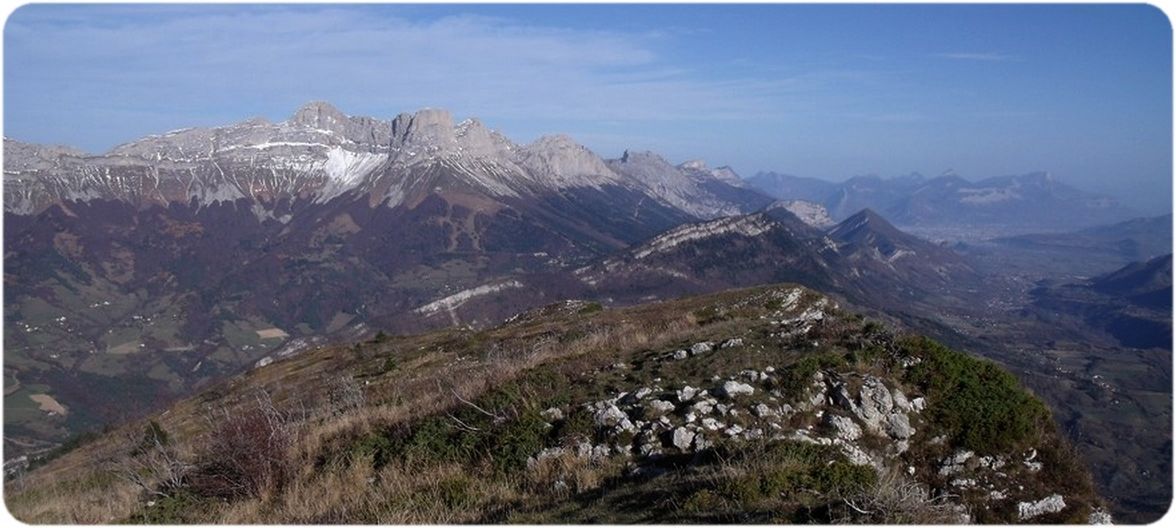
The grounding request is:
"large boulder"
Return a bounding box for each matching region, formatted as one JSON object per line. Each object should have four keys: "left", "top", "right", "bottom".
{"left": 719, "top": 380, "right": 755, "bottom": 398}
{"left": 885, "top": 412, "right": 914, "bottom": 439}
{"left": 857, "top": 376, "right": 894, "bottom": 430}
{"left": 824, "top": 414, "right": 862, "bottom": 442}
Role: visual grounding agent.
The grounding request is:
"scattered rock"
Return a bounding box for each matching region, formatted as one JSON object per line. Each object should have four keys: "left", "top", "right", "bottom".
{"left": 594, "top": 404, "right": 628, "bottom": 428}
{"left": 884, "top": 412, "right": 913, "bottom": 439}
{"left": 723, "top": 424, "right": 744, "bottom": 437}
{"left": 752, "top": 403, "right": 777, "bottom": 418}
{"left": 677, "top": 386, "right": 698, "bottom": 402}
{"left": 838, "top": 443, "right": 876, "bottom": 467}
{"left": 719, "top": 381, "right": 755, "bottom": 398}
{"left": 910, "top": 397, "right": 927, "bottom": 413}
{"left": 540, "top": 407, "right": 563, "bottom": 421}
{"left": 856, "top": 376, "right": 894, "bottom": 431}
{"left": 892, "top": 388, "right": 912, "bottom": 412}
{"left": 692, "top": 400, "right": 715, "bottom": 415}
{"left": 721, "top": 338, "right": 744, "bottom": 348}
{"left": 1017, "top": 494, "right": 1066, "bottom": 520}
{"left": 690, "top": 342, "right": 713, "bottom": 355}
{"left": 978, "top": 455, "right": 1005, "bottom": 470}
{"left": 673, "top": 349, "right": 688, "bottom": 360}
{"left": 646, "top": 400, "right": 676, "bottom": 416}
{"left": 1088, "top": 508, "right": 1113, "bottom": 524}
{"left": 939, "top": 450, "right": 975, "bottom": 476}
{"left": 701, "top": 417, "right": 724, "bottom": 431}
{"left": 824, "top": 414, "right": 862, "bottom": 441}
{"left": 633, "top": 387, "right": 653, "bottom": 400}
{"left": 672, "top": 427, "right": 695, "bottom": 451}
{"left": 950, "top": 478, "right": 977, "bottom": 488}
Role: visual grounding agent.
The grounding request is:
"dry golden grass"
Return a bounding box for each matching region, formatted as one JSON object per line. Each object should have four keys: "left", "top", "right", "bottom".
{"left": 6, "top": 468, "right": 139, "bottom": 523}
{"left": 5, "top": 292, "right": 706, "bottom": 524}
{"left": 6, "top": 285, "right": 1099, "bottom": 524}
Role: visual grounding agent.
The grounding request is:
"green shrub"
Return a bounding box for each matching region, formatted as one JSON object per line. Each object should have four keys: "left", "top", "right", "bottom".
{"left": 551, "top": 407, "right": 596, "bottom": 445}
{"left": 401, "top": 417, "right": 478, "bottom": 465}
{"left": 577, "top": 302, "right": 603, "bottom": 315}
{"left": 437, "top": 476, "right": 476, "bottom": 509}
{"left": 132, "top": 420, "right": 170, "bottom": 455}
{"left": 900, "top": 336, "right": 1049, "bottom": 454}
{"left": 487, "top": 410, "right": 549, "bottom": 473}
{"left": 692, "top": 306, "right": 728, "bottom": 325}
{"left": 777, "top": 353, "right": 846, "bottom": 398}
{"left": 130, "top": 490, "right": 202, "bottom": 524}
{"left": 351, "top": 432, "right": 397, "bottom": 469}
{"left": 377, "top": 356, "right": 397, "bottom": 375}
{"left": 720, "top": 474, "right": 766, "bottom": 504}
{"left": 681, "top": 489, "right": 724, "bottom": 513}
{"left": 809, "top": 460, "right": 876, "bottom": 494}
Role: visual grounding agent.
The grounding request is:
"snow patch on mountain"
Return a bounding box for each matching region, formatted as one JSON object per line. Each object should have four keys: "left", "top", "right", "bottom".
{"left": 957, "top": 187, "right": 1021, "bottom": 204}
{"left": 315, "top": 148, "right": 388, "bottom": 202}
{"left": 634, "top": 215, "right": 775, "bottom": 259}
{"left": 769, "top": 200, "right": 835, "bottom": 228}
{"left": 414, "top": 280, "right": 525, "bottom": 315}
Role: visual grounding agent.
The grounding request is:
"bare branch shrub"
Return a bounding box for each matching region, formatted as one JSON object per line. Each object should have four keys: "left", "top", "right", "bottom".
{"left": 188, "top": 392, "right": 300, "bottom": 500}
{"left": 110, "top": 421, "right": 191, "bottom": 498}
{"left": 840, "top": 467, "right": 965, "bottom": 524}
{"left": 327, "top": 374, "right": 366, "bottom": 416}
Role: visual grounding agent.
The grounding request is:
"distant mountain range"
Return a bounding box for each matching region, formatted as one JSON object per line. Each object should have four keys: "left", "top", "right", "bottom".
{"left": 5, "top": 102, "right": 1169, "bottom": 522}
{"left": 1032, "top": 254, "right": 1172, "bottom": 349}
{"left": 2, "top": 103, "right": 982, "bottom": 451}
{"left": 747, "top": 170, "right": 1139, "bottom": 230}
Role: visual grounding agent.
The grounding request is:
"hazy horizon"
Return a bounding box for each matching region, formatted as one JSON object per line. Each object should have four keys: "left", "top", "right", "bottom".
{"left": 4, "top": 3, "right": 1172, "bottom": 213}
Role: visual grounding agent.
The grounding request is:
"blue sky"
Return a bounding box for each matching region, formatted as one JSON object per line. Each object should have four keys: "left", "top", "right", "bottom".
{"left": 4, "top": 4, "right": 1172, "bottom": 212}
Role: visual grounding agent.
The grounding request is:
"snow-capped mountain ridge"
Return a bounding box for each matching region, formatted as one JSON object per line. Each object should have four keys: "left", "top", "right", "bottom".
{"left": 4, "top": 102, "right": 768, "bottom": 217}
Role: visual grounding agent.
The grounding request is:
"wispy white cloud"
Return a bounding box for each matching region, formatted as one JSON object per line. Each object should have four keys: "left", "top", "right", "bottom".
{"left": 5, "top": 6, "right": 873, "bottom": 152}
{"left": 934, "top": 52, "right": 1019, "bottom": 62}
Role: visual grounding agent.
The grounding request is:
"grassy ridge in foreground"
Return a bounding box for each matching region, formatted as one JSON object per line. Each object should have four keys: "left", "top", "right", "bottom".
{"left": 5, "top": 285, "right": 1101, "bottom": 523}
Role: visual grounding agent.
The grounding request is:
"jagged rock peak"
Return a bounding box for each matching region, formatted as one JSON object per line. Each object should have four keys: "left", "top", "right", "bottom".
{"left": 679, "top": 159, "right": 708, "bottom": 170}
{"left": 391, "top": 108, "right": 456, "bottom": 145}
{"left": 285, "top": 101, "right": 390, "bottom": 146}
{"left": 3, "top": 138, "right": 89, "bottom": 173}
{"left": 619, "top": 149, "right": 671, "bottom": 166}
{"left": 518, "top": 134, "right": 618, "bottom": 186}
{"left": 290, "top": 100, "right": 348, "bottom": 130}
{"left": 528, "top": 133, "right": 580, "bottom": 149}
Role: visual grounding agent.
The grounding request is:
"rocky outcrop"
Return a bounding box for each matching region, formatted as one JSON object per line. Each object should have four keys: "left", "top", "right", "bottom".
{"left": 1017, "top": 494, "right": 1067, "bottom": 520}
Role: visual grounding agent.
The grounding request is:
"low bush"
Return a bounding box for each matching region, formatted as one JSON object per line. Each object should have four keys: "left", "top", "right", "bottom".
{"left": 187, "top": 397, "right": 298, "bottom": 499}
{"left": 577, "top": 302, "right": 603, "bottom": 315}
{"left": 900, "top": 336, "right": 1049, "bottom": 454}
